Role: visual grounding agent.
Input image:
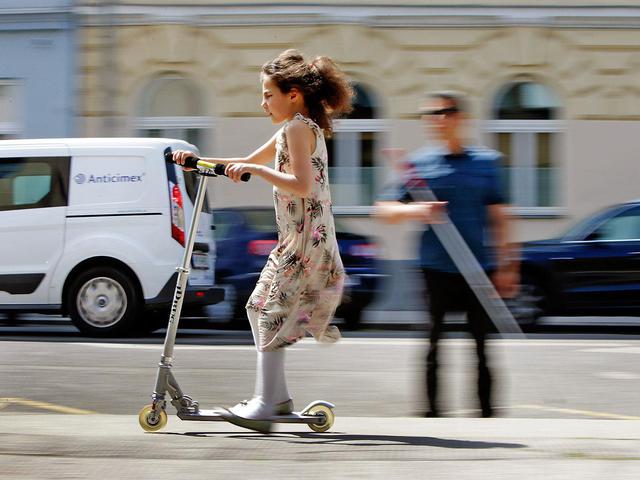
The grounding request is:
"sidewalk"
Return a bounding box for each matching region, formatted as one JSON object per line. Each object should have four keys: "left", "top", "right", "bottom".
{"left": 1, "top": 414, "right": 639, "bottom": 479}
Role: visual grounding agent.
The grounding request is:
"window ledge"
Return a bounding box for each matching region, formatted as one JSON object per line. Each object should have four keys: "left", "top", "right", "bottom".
{"left": 510, "top": 207, "right": 567, "bottom": 218}
{"left": 333, "top": 206, "right": 374, "bottom": 217}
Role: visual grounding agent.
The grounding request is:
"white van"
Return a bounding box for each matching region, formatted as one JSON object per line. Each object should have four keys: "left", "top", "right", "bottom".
{"left": 0, "top": 138, "right": 224, "bottom": 336}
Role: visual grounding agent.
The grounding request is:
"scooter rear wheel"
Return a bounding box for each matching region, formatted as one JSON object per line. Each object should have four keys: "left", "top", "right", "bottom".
{"left": 138, "top": 404, "right": 168, "bottom": 432}
{"left": 306, "top": 404, "right": 334, "bottom": 433}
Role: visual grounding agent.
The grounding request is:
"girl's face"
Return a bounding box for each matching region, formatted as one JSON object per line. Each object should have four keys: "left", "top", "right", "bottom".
{"left": 261, "top": 76, "right": 298, "bottom": 124}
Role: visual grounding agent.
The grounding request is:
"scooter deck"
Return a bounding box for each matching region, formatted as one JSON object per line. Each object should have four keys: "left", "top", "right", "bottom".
{"left": 177, "top": 409, "right": 325, "bottom": 424}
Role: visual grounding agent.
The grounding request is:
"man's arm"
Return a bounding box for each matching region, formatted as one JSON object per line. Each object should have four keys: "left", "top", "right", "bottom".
{"left": 373, "top": 201, "right": 447, "bottom": 224}
{"left": 488, "top": 203, "right": 520, "bottom": 297}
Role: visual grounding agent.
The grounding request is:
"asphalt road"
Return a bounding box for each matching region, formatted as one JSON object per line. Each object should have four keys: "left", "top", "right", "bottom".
{"left": 1, "top": 326, "right": 639, "bottom": 419}
{"left": 2, "top": 326, "right": 640, "bottom": 480}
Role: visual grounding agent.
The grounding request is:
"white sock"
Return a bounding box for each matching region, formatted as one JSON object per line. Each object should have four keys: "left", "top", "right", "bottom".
{"left": 246, "top": 307, "right": 262, "bottom": 397}
{"left": 262, "top": 349, "right": 290, "bottom": 405}
{"left": 231, "top": 350, "right": 286, "bottom": 419}
{"left": 231, "top": 308, "right": 290, "bottom": 419}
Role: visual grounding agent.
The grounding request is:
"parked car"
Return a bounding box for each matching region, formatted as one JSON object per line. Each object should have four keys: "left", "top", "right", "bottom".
{"left": 213, "top": 207, "right": 385, "bottom": 329}
{"left": 0, "top": 138, "right": 224, "bottom": 336}
{"left": 512, "top": 200, "right": 640, "bottom": 326}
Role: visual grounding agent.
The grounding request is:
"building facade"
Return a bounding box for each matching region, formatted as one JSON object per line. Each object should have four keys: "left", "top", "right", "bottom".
{"left": 0, "top": 0, "right": 77, "bottom": 139}
{"left": 75, "top": 1, "right": 640, "bottom": 260}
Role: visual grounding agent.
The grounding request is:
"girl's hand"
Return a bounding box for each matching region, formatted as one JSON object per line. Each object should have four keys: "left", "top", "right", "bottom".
{"left": 225, "top": 162, "right": 257, "bottom": 182}
{"left": 172, "top": 150, "right": 199, "bottom": 171}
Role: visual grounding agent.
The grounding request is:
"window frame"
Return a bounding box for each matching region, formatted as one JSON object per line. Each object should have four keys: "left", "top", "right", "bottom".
{"left": 0, "top": 80, "right": 24, "bottom": 139}
{"left": 485, "top": 117, "right": 566, "bottom": 218}
{"left": 330, "top": 118, "right": 390, "bottom": 215}
{"left": 134, "top": 75, "right": 212, "bottom": 149}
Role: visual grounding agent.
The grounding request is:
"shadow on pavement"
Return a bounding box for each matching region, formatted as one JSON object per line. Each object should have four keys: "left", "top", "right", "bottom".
{"left": 157, "top": 431, "right": 526, "bottom": 449}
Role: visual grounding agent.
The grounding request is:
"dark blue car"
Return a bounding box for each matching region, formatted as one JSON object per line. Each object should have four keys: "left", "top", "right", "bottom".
{"left": 513, "top": 200, "right": 640, "bottom": 326}
{"left": 213, "top": 207, "right": 385, "bottom": 329}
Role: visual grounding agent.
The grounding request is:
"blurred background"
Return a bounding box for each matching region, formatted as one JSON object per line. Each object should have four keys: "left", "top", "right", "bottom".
{"left": 2, "top": 0, "right": 640, "bottom": 330}
{"left": 1, "top": 4, "right": 640, "bottom": 478}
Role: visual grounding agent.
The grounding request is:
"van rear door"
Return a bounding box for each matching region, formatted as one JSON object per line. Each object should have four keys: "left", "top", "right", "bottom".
{"left": 0, "top": 145, "right": 70, "bottom": 306}
{"left": 180, "top": 168, "right": 215, "bottom": 286}
{"left": 164, "top": 149, "right": 215, "bottom": 288}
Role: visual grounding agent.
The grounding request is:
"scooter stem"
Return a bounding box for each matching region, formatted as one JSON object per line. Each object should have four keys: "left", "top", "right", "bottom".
{"left": 160, "top": 174, "right": 210, "bottom": 365}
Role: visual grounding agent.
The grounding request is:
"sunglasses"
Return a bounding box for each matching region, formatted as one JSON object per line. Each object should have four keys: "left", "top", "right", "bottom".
{"left": 419, "top": 107, "right": 459, "bottom": 117}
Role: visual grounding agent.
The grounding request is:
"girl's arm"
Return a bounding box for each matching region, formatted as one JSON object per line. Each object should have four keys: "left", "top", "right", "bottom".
{"left": 225, "top": 120, "right": 315, "bottom": 197}
{"left": 173, "top": 130, "right": 279, "bottom": 167}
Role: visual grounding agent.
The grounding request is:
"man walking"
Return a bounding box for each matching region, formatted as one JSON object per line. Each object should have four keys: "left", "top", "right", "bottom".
{"left": 375, "top": 91, "right": 519, "bottom": 417}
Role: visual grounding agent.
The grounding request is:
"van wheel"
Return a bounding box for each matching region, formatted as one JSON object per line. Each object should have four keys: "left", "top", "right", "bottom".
{"left": 67, "top": 267, "right": 141, "bottom": 336}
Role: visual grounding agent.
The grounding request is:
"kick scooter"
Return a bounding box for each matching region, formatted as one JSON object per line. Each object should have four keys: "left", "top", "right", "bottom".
{"left": 138, "top": 149, "right": 336, "bottom": 433}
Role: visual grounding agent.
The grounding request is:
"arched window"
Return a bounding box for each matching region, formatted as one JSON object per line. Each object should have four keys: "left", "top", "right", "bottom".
{"left": 327, "top": 83, "right": 387, "bottom": 211}
{"left": 135, "top": 75, "right": 211, "bottom": 148}
{"left": 486, "top": 81, "right": 562, "bottom": 212}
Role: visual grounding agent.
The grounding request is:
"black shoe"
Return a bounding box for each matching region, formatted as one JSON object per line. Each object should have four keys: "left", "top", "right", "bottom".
{"left": 424, "top": 410, "right": 440, "bottom": 418}
{"left": 481, "top": 408, "right": 493, "bottom": 418}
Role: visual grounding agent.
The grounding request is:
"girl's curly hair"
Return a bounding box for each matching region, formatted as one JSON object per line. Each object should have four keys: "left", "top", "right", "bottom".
{"left": 261, "top": 49, "right": 354, "bottom": 137}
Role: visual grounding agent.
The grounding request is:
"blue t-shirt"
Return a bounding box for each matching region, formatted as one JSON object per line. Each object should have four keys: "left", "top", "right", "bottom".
{"left": 381, "top": 145, "right": 505, "bottom": 273}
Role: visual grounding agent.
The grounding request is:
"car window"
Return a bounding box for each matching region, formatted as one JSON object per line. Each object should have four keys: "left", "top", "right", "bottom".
{"left": 214, "top": 209, "right": 354, "bottom": 237}
{"left": 213, "top": 211, "right": 243, "bottom": 239}
{"left": 591, "top": 207, "right": 640, "bottom": 241}
{"left": 243, "top": 209, "right": 277, "bottom": 232}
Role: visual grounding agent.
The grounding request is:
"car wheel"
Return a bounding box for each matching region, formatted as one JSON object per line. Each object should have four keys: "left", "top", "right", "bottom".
{"left": 508, "top": 274, "right": 547, "bottom": 328}
{"left": 67, "top": 266, "right": 141, "bottom": 336}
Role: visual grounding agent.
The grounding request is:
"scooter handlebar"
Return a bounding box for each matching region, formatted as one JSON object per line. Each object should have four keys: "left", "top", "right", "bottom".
{"left": 164, "top": 148, "right": 251, "bottom": 182}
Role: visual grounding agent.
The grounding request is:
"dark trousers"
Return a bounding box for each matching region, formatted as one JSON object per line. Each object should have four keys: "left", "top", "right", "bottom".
{"left": 422, "top": 268, "right": 493, "bottom": 417}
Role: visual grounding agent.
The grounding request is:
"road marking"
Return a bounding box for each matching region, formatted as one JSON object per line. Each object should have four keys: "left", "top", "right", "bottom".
{"left": 447, "top": 404, "right": 640, "bottom": 420}
{"left": 70, "top": 343, "right": 255, "bottom": 351}
{"left": 580, "top": 347, "right": 640, "bottom": 354}
{"left": 336, "top": 339, "right": 635, "bottom": 348}
{"left": 597, "top": 371, "right": 640, "bottom": 380}
{"left": 514, "top": 404, "right": 640, "bottom": 420}
{"left": 65, "top": 339, "right": 636, "bottom": 350}
{"left": 0, "top": 397, "right": 96, "bottom": 414}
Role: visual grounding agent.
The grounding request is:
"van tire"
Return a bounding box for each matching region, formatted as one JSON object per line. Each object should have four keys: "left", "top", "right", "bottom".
{"left": 67, "top": 267, "right": 141, "bottom": 336}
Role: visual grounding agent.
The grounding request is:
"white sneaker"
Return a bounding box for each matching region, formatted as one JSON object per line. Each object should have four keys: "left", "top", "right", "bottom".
{"left": 229, "top": 397, "right": 274, "bottom": 420}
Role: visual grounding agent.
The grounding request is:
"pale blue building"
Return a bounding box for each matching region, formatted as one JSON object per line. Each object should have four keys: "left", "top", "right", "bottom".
{"left": 0, "top": 0, "right": 76, "bottom": 139}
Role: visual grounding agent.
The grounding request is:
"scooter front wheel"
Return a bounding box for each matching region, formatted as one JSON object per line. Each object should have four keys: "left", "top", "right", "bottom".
{"left": 306, "top": 404, "right": 335, "bottom": 433}
{"left": 138, "top": 404, "right": 168, "bottom": 432}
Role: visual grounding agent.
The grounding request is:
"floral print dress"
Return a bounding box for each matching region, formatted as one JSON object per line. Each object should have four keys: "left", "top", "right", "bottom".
{"left": 246, "top": 113, "right": 344, "bottom": 351}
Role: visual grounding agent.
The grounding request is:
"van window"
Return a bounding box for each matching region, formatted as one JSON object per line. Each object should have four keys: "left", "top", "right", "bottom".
{"left": 182, "top": 169, "right": 211, "bottom": 213}
{"left": 0, "top": 157, "right": 70, "bottom": 211}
